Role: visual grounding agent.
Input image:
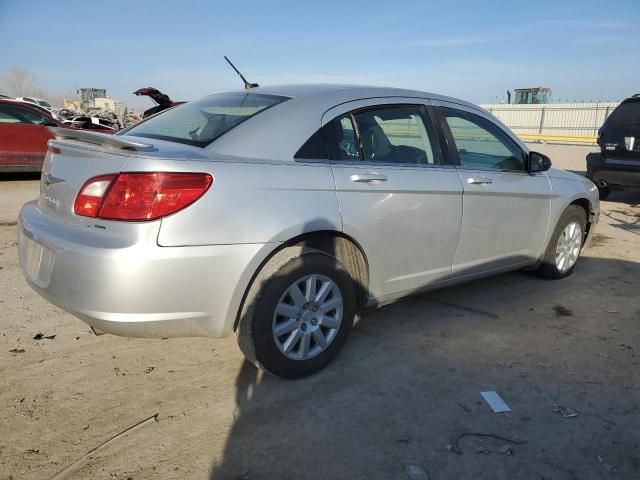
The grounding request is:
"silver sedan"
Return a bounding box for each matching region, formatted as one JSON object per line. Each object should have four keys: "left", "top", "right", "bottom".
{"left": 18, "top": 85, "right": 599, "bottom": 378}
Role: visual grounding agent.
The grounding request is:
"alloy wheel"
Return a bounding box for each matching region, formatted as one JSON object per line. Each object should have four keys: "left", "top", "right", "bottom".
{"left": 272, "top": 274, "right": 343, "bottom": 361}
{"left": 555, "top": 221, "right": 583, "bottom": 273}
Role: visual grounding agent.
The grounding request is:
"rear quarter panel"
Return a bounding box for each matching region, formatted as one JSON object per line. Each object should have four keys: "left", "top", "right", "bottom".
{"left": 134, "top": 157, "right": 343, "bottom": 246}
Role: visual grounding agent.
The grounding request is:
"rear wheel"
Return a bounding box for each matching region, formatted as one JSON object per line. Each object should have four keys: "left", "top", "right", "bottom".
{"left": 534, "top": 205, "right": 587, "bottom": 279}
{"left": 597, "top": 185, "right": 611, "bottom": 200}
{"left": 237, "top": 247, "right": 356, "bottom": 378}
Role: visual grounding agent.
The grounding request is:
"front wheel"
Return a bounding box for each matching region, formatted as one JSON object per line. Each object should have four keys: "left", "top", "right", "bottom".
{"left": 237, "top": 247, "right": 356, "bottom": 378}
{"left": 534, "top": 205, "right": 587, "bottom": 279}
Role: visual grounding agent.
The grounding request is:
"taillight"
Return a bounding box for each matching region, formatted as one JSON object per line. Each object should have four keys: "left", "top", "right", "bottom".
{"left": 74, "top": 174, "right": 117, "bottom": 217}
{"left": 74, "top": 172, "right": 213, "bottom": 221}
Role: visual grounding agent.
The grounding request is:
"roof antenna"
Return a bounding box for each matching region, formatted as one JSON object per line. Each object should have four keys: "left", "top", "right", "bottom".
{"left": 224, "top": 56, "right": 259, "bottom": 89}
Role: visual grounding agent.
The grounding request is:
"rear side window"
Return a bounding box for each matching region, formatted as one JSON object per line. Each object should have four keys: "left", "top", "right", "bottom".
{"left": 126, "top": 92, "right": 288, "bottom": 147}
{"left": 605, "top": 101, "right": 640, "bottom": 127}
{"left": 325, "top": 114, "right": 359, "bottom": 160}
{"left": 294, "top": 114, "right": 359, "bottom": 160}
{"left": 353, "top": 106, "right": 439, "bottom": 164}
{"left": 295, "top": 106, "right": 440, "bottom": 165}
{"left": 295, "top": 129, "right": 327, "bottom": 159}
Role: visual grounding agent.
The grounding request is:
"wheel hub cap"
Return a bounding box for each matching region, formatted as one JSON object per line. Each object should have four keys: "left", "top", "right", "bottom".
{"left": 272, "top": 274, "right": 343, "bottom": 361}
{"left": 555, "top": 221, "right": 582, "bottom": 273}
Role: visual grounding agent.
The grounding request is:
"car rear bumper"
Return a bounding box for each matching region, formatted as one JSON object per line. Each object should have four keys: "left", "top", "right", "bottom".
{"left": 18, "top": 201, "right": 274, "bottom": 338}
{"left": 587, "top": 153, "right": 640, "bottom": 188}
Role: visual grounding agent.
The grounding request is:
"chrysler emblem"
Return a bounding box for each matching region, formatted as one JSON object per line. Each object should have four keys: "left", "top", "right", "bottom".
{"left": 43, "top": 174, "right": 65, "bottom": 187}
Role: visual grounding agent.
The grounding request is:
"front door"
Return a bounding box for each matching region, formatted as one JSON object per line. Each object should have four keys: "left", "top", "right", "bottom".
{"left": 324, "top": 101, "right": 464, "bottom": 298}
{"left": 433, "top": 102, "right": 552, "bottom": 277}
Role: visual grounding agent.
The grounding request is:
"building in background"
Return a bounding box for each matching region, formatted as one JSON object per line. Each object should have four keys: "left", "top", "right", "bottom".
{"left": 481, "top": 101, "right": 619, "bottom": 145}
{"left": 513, "top": 87, "right": 552, "bottom": 105}
{"left": 93, "top": 97, "right": 123, "bottom": 117}
{"left": 78, "top": 87, "right": 106, "bottom": 111}
{"left": 63, "top": 99, "right": 82, "bottom": 111}
{"left": 63, "top": 88, "right": 125, "bottom": 124}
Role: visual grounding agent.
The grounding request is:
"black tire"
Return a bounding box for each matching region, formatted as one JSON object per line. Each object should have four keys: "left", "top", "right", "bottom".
{"left": 534, "top": 205, "right": 587, "bottom": 279}
{"left": 597, "top": 185, "right": 611, "bottom": 200}
{"left": 237, "top": 247, "right": 356, "bottom": 379}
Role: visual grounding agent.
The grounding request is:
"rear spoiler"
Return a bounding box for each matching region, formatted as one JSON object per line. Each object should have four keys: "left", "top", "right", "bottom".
{"left": 48, "top": 127, "right": 154, "bottom": 151}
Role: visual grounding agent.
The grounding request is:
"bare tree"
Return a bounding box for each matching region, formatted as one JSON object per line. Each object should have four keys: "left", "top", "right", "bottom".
{"left": 1, "top": 67, "right": 39, "bottom": 97}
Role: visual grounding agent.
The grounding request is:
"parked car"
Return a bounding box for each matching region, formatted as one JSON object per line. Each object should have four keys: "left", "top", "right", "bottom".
{"left": 18, "top": 85, "right": 599, "bottom": 378}
{"left": 0, "top": 99, "right": 113, "bottom": 172}
{"left": 59, "top": 114, "right": 119, "bottom": 131}
{"left": 587, "top": 94, "right": 640, "bottom": 198}
{"left": 15, "top": 96, "right": 55, "bottom": 112}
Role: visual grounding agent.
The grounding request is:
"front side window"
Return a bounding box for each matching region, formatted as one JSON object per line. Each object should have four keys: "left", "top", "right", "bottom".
{"left": 441, "top": 107, "right": 525, "bottom": 171}
{"left": 126, "top": 92, "right": 288, "bottom": 147}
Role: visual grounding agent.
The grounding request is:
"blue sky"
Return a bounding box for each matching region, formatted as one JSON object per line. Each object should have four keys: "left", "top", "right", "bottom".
{"left": 1, "top": 0, "right": 638, "bottom": 109}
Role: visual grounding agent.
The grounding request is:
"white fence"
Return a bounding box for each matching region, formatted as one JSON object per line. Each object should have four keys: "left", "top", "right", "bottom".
{"left": 479, "top": 102, "right": 620, "bottom": 144}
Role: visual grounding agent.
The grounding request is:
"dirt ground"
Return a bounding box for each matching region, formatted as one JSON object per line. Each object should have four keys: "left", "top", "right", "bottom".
{"left": 1, "top": 145, "right": 639, "bottom": 480}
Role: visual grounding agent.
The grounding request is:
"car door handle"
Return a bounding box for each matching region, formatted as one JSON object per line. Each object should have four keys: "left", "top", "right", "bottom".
{"left": 467, "top": 177, "right": 493, "bottom": 185}
{"left": 350, "top": 173, "right": 388, "bottom": 183}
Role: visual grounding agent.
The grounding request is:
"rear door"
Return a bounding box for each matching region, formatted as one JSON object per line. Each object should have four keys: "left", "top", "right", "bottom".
{"left": 318, "top": 99, "right": 463, "bottom": 298}
{"left": 0, "top": 103, "right": 54, "bottom": 171}
{"left": 433, "top": 101, "right": 552, "bottom": 277}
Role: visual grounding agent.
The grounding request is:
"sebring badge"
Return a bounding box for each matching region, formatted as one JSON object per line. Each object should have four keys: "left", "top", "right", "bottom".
{"left": 41, "top": 194, "right": 60, "bottom": 209}
{"left": 40, "top": 173, "right": 65, "bottom": 210}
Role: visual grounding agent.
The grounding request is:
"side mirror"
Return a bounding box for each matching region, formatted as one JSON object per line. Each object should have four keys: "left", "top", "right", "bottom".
{"left": 529, "top": 151, "right": 552, "bottom": 172}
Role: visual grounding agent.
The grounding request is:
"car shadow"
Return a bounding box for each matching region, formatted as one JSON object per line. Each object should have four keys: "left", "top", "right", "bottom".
{"left": 0, "top": 172, "right": 41, "bottom": 181}
{"left": 208, "top": 253, "right": 640, "bottom": 480}
{"left": 604, "top": 190, "right": 640, "bottom": 207}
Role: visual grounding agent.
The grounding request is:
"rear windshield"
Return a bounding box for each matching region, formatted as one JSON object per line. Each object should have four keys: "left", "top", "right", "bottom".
{"left": 606, "top": 100, "right": 640, "bottom": 127}
{"left": 125, "top": 92, "right": 288, "bottom": 147}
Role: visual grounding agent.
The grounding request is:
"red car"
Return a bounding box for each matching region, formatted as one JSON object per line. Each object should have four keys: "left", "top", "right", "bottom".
{"left": 0, "top": 99, "right": 114, "bottom": 173}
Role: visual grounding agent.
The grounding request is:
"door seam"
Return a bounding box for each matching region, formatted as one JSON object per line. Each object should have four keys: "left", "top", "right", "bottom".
{"left": 450, "top": 167, "right": 466, "bottom": 278}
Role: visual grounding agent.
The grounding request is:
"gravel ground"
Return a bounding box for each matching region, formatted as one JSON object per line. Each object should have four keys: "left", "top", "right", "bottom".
{"left": 1, "top": 147, "right": 639, "bottom": 480}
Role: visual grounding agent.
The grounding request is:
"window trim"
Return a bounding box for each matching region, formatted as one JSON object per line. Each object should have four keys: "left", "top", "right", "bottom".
{"left": 435, "top": 106, "right": 528, "bottom": 174}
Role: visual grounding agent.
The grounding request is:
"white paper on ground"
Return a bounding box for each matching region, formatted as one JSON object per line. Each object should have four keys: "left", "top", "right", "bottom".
{"left": 480, "top": 391, "right": 511, "bottom": 413}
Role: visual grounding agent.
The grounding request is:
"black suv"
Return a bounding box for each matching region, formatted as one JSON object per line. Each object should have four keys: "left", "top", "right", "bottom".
{"left": 587, "top": 94, "right": 640, "bottom": 199}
